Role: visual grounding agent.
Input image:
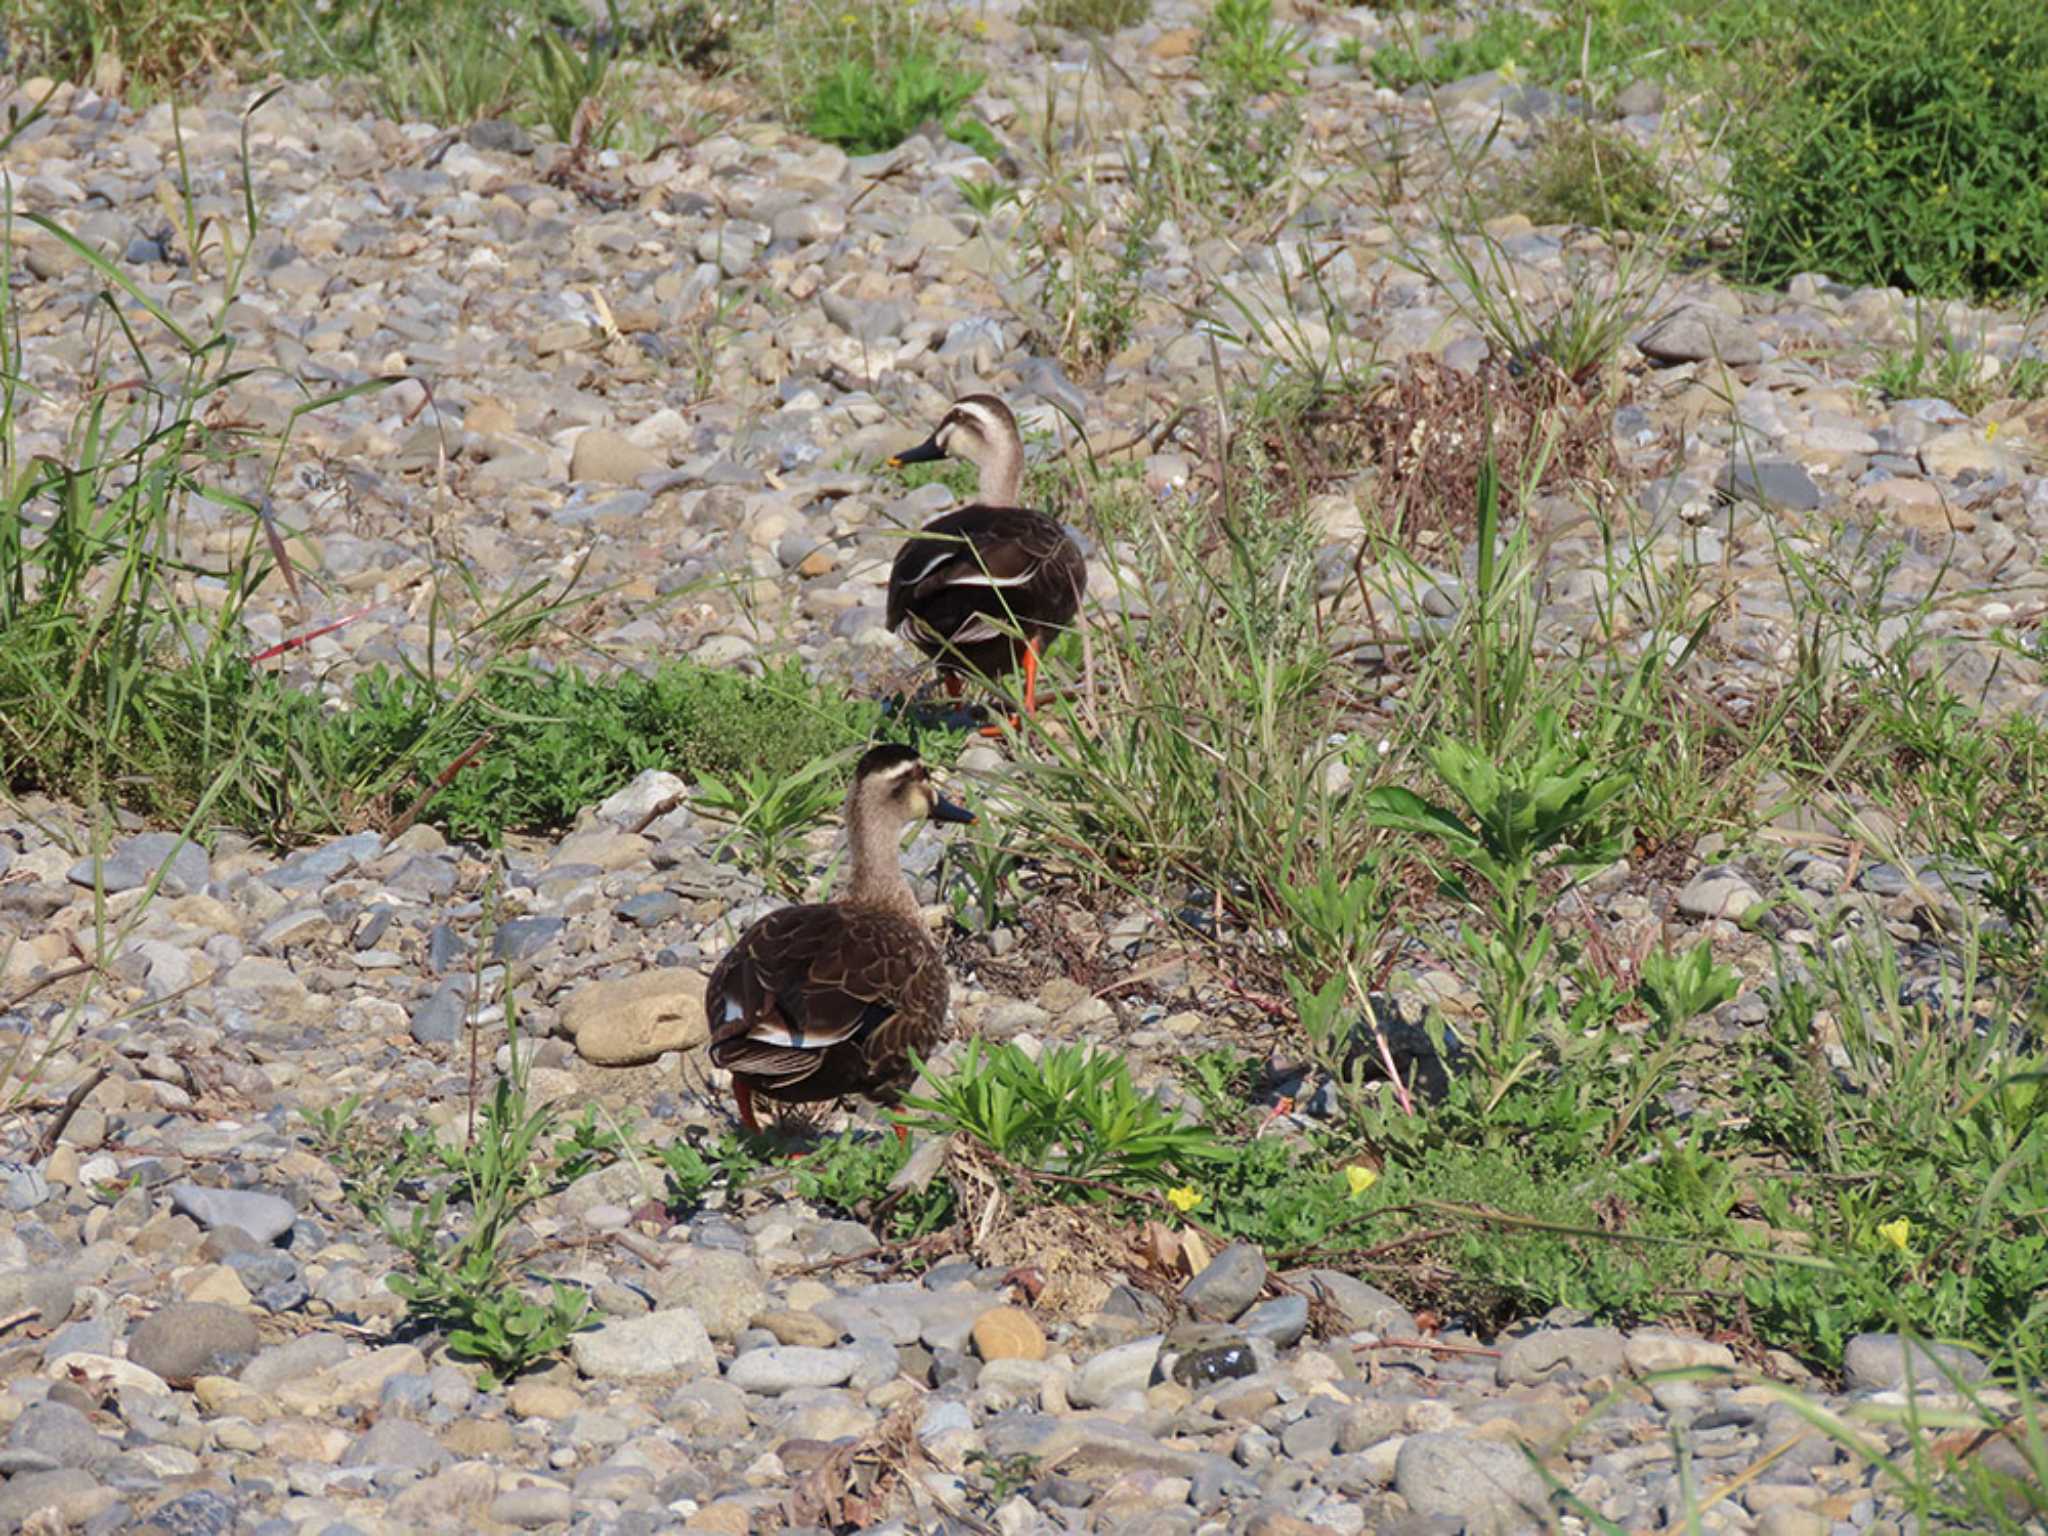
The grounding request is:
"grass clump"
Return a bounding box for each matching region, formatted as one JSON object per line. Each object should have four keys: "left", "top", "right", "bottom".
{"left": 8, "top": 0, "right": 257, "bottom": 94}
{"left": 1022, "top": 0, "right": 1150, "bottom": 35}
{"left": 0, "top": 628, "right": 899, "bottom": 847}
{"left": 1199, "top": 0, "right": 1307, "bottom": 97}
{"left": 1498, "top": 120, "right": 1674, "bottom": 234}
{"left": 1729, "top": 0, "right": 2048, "bottom": 301}
{"left": 1369, "top": 10, "right": 1542, "bottom": 90}
{"left": 1869, "top": 340, "right": 2048, "bottom": 413}
{"left": 735, "top": 0, "right": 994, "bottom": 155}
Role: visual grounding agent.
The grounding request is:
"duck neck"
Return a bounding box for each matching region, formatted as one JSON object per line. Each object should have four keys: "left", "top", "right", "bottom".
{"left": 839, "top": 801, "right": 921, "bottom": 920}
{"left": 974, "top": 436, "right": 1023, "bottom": 507}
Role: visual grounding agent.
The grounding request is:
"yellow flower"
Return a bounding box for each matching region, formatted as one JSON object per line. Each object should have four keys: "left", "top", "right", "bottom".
{"left": 1985, "top": 421, "right": 1999, "bottom": 440}
{"left": 1878, "top": 1218, "right": 1912, "bottom": 1252}
{"left": 973, "top": 16, "right": 988, "bottom": 33}
{"left": 1345, "top": 1165, "right": 1379, "bottom": 1197}
{"left": 1166, "top": 1186, "right": 1202, "bottom": 1213}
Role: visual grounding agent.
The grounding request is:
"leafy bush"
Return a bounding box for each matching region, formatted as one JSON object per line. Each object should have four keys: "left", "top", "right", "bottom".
{"left": 905, "top": 1040, "right": 1224, "bottom": 1192}
{"left": 1728, "top": 0, "right": 2048, "bottom": 300}
{"left": 803, "top": 50, "right": 987, "bottom": 154}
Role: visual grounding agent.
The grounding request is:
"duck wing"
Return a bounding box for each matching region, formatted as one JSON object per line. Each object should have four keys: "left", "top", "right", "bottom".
{"left": 705, "top": 904, "right": 946, "bottom": 1094}
{"left": 888, "top": 507, "right": 1080, "bottom": 644}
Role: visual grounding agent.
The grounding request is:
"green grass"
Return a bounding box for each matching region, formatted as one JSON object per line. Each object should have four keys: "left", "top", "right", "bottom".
{"left": 6, "top": 0, "right": 730, "bottom": 143}
{"left": 1368, "top": 0, "right": 1788, "bottom": 96}
{"left": 1728, "top": 0, "right": 2048, "bottom": 301}
{"left": 1022, "top": 0, "right": 1150, "bottom": 34}
{"left": 1869, "top": 341, "right": 2048, "bottom": 413}
{"left": 1495, "top": 120, "right": 1676, "bottom": 233}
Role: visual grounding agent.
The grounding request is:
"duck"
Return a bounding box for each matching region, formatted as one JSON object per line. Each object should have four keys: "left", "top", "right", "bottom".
{"left": 706, "top": 744, "right": 974, "bottom": 1135}
{"left": 885, "top": 394, "right": 1086, "bottom": 720}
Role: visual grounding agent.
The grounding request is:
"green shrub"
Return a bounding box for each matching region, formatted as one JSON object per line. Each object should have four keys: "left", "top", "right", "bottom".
{"left": 1729, "top": 0, "right": 2048, "bottom": 300}
{"left": 803, "top": 49, "right": 986, "bottom": 154}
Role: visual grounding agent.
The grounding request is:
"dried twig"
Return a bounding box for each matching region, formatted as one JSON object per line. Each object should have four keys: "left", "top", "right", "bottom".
{"left": 36, "top": 1063, "right": 110, "bottom": 1160}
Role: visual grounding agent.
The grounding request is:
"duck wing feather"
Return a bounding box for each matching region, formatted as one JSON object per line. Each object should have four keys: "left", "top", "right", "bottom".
{"left": 705, "top": 903, "right": 949, "bottom": 1096}
{"left": 887, "top": 507, "right": 1083, "bottom": 646}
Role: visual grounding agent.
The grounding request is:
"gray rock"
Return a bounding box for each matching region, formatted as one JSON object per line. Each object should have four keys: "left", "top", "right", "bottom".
{"left": 1841, "top": 1333, "right": 1988, "bottom": 1391}
{"left": 1717, "top": 457, "right": 1822, "bottom": 512}
{"left": 410, "top": 979, "right": 470, "bottom": 1044}
{"left": 657, "top": 1248, "right": 766, "bottom": 1341}
{"left": 1395, "top": 1432, "right": 1554, "bottom": 1536}
{"left": 467, "top": 118, "right": 533, "bottom": 154}
{"left": 168, "top": 1182, "right": 295, "bottom": 1244}
{"left": 127, "top": 1303, "right": 260, "bottom": 1385}
{"left": 1180, "top": 1242, "right": 1266, "bottom": 1322}
{"left": 1497, "top": 1326, "right": 1627, "bottom": 1385}
{"left": 1676, "top": 867, "right": 1762, "bottom": 921}
{"left": 983, "top": 1413, "right": 1206, "bottom": 1477}
{"left": 1240, "top": 1295, "right": 1309, "bottom": 1347}
{"left": 1281, "top": 1413, "right": 1341, "bottom": 1461}
{"left": 494, "top": 916, "right": 565, "bottom": 962}
{"left": 269, "top": 832, "right": 381, "bottom": 889}
{"left": 660, "top": 1379, "right": 749, "bottom": 1438}
{"left": 66, "top": 832, "right": 209, "bottom": 896}
{"left": 725, "top": 1345, "right": 857, "bottom": 1394}
{"left": 339, "top": 1416, "right": 447, "bottom": 1470}
{"left": 1637, "top": 305, "right": 1762, "bottom": 367}
{"left": 0, "top": 1268, "right": 77, "bottom": 1327}
{"left": 490, "top": 1485, "right": 574, "bottom": 1528}
{"left": 0, "top": 1467, "right": 106, "bottom": 1527}
{"left": 141, "top": 1488, "right": 239, "bottom": 1535}
{"left": 222, "top": 1250, "right": 308, "bottom": 1312}
{"left": 7, "top": 1402, "right": 112, "bottom": 1467}
{"left": 1302, "top": 1271, "right": 1417, "bottom": 1336}
{"left": 1070, "top": 1336, "right": 1162, "bottom": 1407}
{"left": 240, "top": 1333, "right": 352, "bottom": 1392}
{"left": 914, "top": 1291, "right": 1005, "bottom": 1353}
{"left": 571, "top": 1308, "right": 716, "bottom": 1383}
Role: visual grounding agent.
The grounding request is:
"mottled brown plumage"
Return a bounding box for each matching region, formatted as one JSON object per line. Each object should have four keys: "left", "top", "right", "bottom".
{"left": 886, "top": 395, "right": 1085, "bottom": 715}
{"left": 705, "top": 745, "right": 971, "bottom": 1134}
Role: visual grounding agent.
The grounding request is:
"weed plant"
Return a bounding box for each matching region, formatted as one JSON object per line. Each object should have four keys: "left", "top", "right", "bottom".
{"left": 305, "top": 1012, "right": 621, "bottom": 1386}
{"left": 1729, "top": 0, "right": 2048, "bottom": 300}
{"left": 1868, "top": 336, "right": 2048, "bottom": 413}
{"left": 1199, "top": 0, "right": 1306, "bottom": 98}
{"left": 1022, "top": 0, "right": 1150, "bottom": 34}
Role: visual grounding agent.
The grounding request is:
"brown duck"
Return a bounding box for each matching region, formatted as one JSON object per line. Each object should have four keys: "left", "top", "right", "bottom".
{"left": 706, "top": 745, "right": 973, "bottom": 1135}
{"left": 886, "top": 395, "right": 1086, "bottom": 719}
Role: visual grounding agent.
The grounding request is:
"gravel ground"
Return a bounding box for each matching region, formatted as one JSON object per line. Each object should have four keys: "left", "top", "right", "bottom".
{"left": 2, "top": 7, "right": 2045, "bottom": 1532}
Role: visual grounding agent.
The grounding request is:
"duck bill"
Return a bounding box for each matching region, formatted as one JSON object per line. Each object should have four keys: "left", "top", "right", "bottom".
{"left": 888, "top": 436, "right": 947, "bottom": 469}
{"left": 930, "top": 794, "right": 975, "bottom": 825}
